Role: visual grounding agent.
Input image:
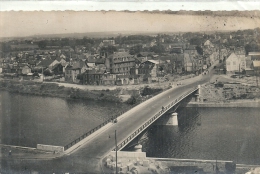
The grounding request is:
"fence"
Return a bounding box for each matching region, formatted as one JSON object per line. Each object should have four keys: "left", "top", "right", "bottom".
{"left": 113, "top": 86, "right": 198, "bottom": 151}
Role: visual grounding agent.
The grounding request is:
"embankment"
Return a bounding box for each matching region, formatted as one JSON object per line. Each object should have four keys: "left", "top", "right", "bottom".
{"left": 0, "top": 80, "right": 164, "bottom": 105}
{"left": 189, "top": 81, "right": 260, "bottom": 107}
{"left": 187, "top": 99, "right": 260, "bottom": 107}
{"left": 0, "top": 80, "right": 122, "bottom": 103}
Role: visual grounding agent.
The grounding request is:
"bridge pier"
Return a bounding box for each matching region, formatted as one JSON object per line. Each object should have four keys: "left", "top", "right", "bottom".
{"left": 195, "top": 85, "right": 201, "bottom": 102}
{"left": 134, "top": 144, "right": 142, "bottom": 152}
{"left": 155, "top": 112, "right": 178, "bottom": 126}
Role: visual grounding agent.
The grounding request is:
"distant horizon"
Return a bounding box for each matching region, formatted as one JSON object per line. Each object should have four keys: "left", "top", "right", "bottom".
{"left": 0, "top": 29, "right": 238, "bottom": 39}
{"left": 1, "top": 11, "right": 259, "bottom": 38}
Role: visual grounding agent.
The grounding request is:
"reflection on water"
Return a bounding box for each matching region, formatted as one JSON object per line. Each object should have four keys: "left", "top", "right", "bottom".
{"left": 0, "top": 91, "right": 128, "bottom": 147}
{"left": 143, "top": 107, "right": 260, "bottom": 165}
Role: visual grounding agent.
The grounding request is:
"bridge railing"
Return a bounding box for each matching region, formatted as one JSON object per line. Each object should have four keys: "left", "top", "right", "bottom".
{"left": 64, "top": 86, "right": 198, "bottom": 151}
{"left": 63, "top": 102, "right": 142, "bottom": 151}
{"left": 113, "top": 86, "right": 198, "bottom": 151}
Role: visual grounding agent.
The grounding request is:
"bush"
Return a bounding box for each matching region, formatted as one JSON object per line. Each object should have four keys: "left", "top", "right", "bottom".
{"left": 126, "top": 95, "right": 137, "bottom": 105}
{"left": 141, "top": 86, "right": 163, "bottom": 96}
{"left": 225, "top": 162, "right": 236, "bottom": 173}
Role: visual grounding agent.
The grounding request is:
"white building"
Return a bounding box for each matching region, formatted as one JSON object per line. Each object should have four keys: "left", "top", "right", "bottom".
{"left": 226, "top": 53, "right": 246, "bottom": 73}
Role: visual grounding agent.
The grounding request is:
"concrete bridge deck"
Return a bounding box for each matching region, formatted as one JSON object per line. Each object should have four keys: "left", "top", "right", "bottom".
{"left": 2, "top": 71, "right": 214, "bottom": 173}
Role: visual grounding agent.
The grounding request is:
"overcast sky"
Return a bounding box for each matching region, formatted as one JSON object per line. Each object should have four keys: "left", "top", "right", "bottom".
{"left": 0, "top": 11, "right": 259, "bottom": 38}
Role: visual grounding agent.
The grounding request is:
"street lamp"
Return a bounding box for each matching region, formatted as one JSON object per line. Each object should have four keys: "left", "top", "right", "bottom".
{"left": 115, "top": 130, "right": 118, "bottom": 174}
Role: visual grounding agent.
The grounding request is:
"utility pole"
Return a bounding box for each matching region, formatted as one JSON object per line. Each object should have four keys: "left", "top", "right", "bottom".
{"left": 256, "top": 70, "right": 259, "bottom": 87}
{"left": 42, "top": 66, "right": 44, "bottom": 82}
{"left": 239, "top": 64, "right": 240, "bottom": 79}
{"left": 115, "top": 130, "right": 118, "bottom": 174}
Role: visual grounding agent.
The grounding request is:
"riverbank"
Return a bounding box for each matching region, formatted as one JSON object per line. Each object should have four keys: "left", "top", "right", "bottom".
{"left": 0, "top": 80, "right": 129, "bottom": 104}
{"left": 0, "top": 79, "right": 167, "bottom": 106}
{"left": 151, "top": 158, "right": 260, "bottom": 174}
{"left": 188, "top": 76, "right": 260, "bottom": 107}
{"left": 187, "top": 99, "right": 260, "bottom": 107}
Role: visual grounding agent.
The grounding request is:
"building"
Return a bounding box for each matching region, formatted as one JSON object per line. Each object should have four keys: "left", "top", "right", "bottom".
{"left": 225, "top": 53, "right": 246, "bottom": 73}
{"left": 253, "top": 61, "right": 260, "bottom": 71}
{"left": 102, "top": 74, "right": 116, "bottom": 85}
{"left": 52, "top": 63, "right": 65, "bottom": 75}
{"left": 245, "top": 56, "right": 254, "bottom": 75}
{"left": 21, "top": 65, "right": 31, "bottom": 75}
{"left": 36, "top": 59, "right": 59, "bottom": 70}
{"left": 248, "top": 52, "right": 260, "bottom": 61}
{"left": 130, "top": 60, "right": 159, "bottom": 83}
{"left": 65, "top": 61, "right": 87, "bottom": 83}
{"left": 82, "top": 68, "right": 105, "bottom": 85}
{"left": 109, "top": 52, "right": 136, "bottom": 75}
{"left": 204, "top": 40, "right": 214, "bottom": 48}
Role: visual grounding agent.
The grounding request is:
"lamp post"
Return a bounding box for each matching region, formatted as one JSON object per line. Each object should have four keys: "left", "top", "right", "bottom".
{"left": 115, "top": 130, "right": 118, "bottom": 174}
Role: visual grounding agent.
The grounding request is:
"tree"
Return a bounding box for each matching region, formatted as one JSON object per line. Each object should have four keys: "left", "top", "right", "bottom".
{"left": 196, "top": 46, "right": 203, "bottom": 55}
{"left": 245, "top": 43, "right": 260, "bottom": 55}
{"left": 190, "top": 37, "right": 203, "bottom": 46}
{"left": 150, "top": 45, "right": 165, "bottom": 54}
{"left": 43, "top": 69, "right": 53, "bottom": 76}
{"left": 129, "top": 45, "right": 143, "bottom": 55}
{"left": 38, "top": 40, "right": 47, "bottom": 49}
{"left": 100, "top": 45, "right": 117, "bottom": 54}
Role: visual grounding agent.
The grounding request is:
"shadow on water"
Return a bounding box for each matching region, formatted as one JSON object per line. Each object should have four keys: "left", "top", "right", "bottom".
{"left": 141, "top": 107, "right": 201, "bottom": 158}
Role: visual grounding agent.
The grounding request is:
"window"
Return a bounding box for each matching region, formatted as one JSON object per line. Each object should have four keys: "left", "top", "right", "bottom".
{"left": 233, "top": 61, "right": 236, "bottom": 65}
{"left": 226, "top": 61, "right": 230, "bottom": 65}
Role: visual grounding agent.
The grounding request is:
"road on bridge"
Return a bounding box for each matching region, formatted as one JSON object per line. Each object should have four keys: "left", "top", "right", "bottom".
{"left": 2, "top": 69, "right": 215, "bottom": 173}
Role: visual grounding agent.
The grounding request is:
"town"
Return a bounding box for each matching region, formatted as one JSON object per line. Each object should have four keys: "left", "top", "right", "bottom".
{"left": 0, "top": 28, "right": 259, "bottom": 87}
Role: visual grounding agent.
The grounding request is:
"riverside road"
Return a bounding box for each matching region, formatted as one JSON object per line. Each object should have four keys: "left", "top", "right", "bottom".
{"left": 1, "top": 70, "right": 214, "bottom": 173}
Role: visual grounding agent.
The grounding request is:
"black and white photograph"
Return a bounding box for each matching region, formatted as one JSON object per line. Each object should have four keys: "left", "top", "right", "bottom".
{"left": 0, "top": 3, "right": 260, "bottom": 173}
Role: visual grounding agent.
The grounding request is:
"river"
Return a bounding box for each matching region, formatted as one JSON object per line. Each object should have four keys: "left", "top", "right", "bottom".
{"left": 0, "top": 90, "right": 129, "bottom": 147}
{"left": 142, "top": 107, "right": 260, "bottom": 165}
{"left": 1, "top": 91, "right": 260, "bottom": 165}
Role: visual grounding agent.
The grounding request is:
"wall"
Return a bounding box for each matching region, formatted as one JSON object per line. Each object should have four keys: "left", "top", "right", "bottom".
{"left": 108, "top": 151, "right": 146, "bottom": 159}
{"left": 37, "top": 144, "right": 64, "bottom": 153}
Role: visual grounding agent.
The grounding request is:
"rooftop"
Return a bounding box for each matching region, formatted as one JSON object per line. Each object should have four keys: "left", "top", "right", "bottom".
{"left": 253, "top": 61, "right": 260, "bottom": 68}
{"left": 248, "top": 52, "right": 260, "bottom": 56}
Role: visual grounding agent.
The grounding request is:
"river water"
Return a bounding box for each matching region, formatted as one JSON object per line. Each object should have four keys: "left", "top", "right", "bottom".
{"left": 1, "top": 91, "right": 260, "bottom": 165}
{"left": 0, "top": 91, "right": 128, "bottom": 147}
{"left": 142, "top": 107, "right": 260, "bottom": 165}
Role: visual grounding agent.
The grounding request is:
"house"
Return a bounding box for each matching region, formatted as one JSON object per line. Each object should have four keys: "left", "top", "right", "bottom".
{"left": 82, "top": 68, "right": 105, "bottom": 85}
{"left": 36, "top": 59, "right": 59, "bottom": 70}
{"left": 56, "top": 57, "right": 67, "bottom": 64}
{"left": 115, "top": 74, "right": 131, "bottom": 85}
{"left": 150, "top": 39, "right": 157, "bottom": 47}
{"left": 248, "top": 52, "right": 260, "bottom": 61}
{"left": 102, "top": 74, "right": 116, "bottom": 86}
{"left": 65, "top": 60, "right": 87, "bottom": 83}
{"left": 184, "top": 53, "right": 193, "bottom": 72}
{"left": 131, "top": 60, "right": 159, "bottom": 82}
{"left": 109, "top": 52, "right": 136, "bottom": 75}
{"left": 225, "top": 53, "right": 246, "bottom": 73}
{"left": 52, "top": 63, "right": 65, "bottom": 75}
{"left": 245, "top": 56, "right": 254, "bottom": 75}
{"left": 171, "top": 54, "right": 184, "bottom": 73}
{"left": 170, "top": 47, "right": 183, "bottom": 54}
{"left": 21, "top": 65, "right": 31, "bottom": 75}
{"left": 99, "top": 40, "right": 115, "bottom": 48}
{"left": 204, "top": 40, "right": 214, "bottom": 48}
{"left": 253, "top": 61, "right": 260, "bottom": 72}
{"left": 184, "top": 45, "right": 198, "bottom": 56}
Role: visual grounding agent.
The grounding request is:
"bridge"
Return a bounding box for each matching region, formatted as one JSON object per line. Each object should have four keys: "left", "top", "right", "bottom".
{"left": 113, "top": 86, "right": 199, "bottom": 151}
{"left": 2, "top": 70, "right": 214, "bottom": 173}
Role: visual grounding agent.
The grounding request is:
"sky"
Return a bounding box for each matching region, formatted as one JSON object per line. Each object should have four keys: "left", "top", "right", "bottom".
{"left": 0, "top": 11, "right": 260, "bottom": 38}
